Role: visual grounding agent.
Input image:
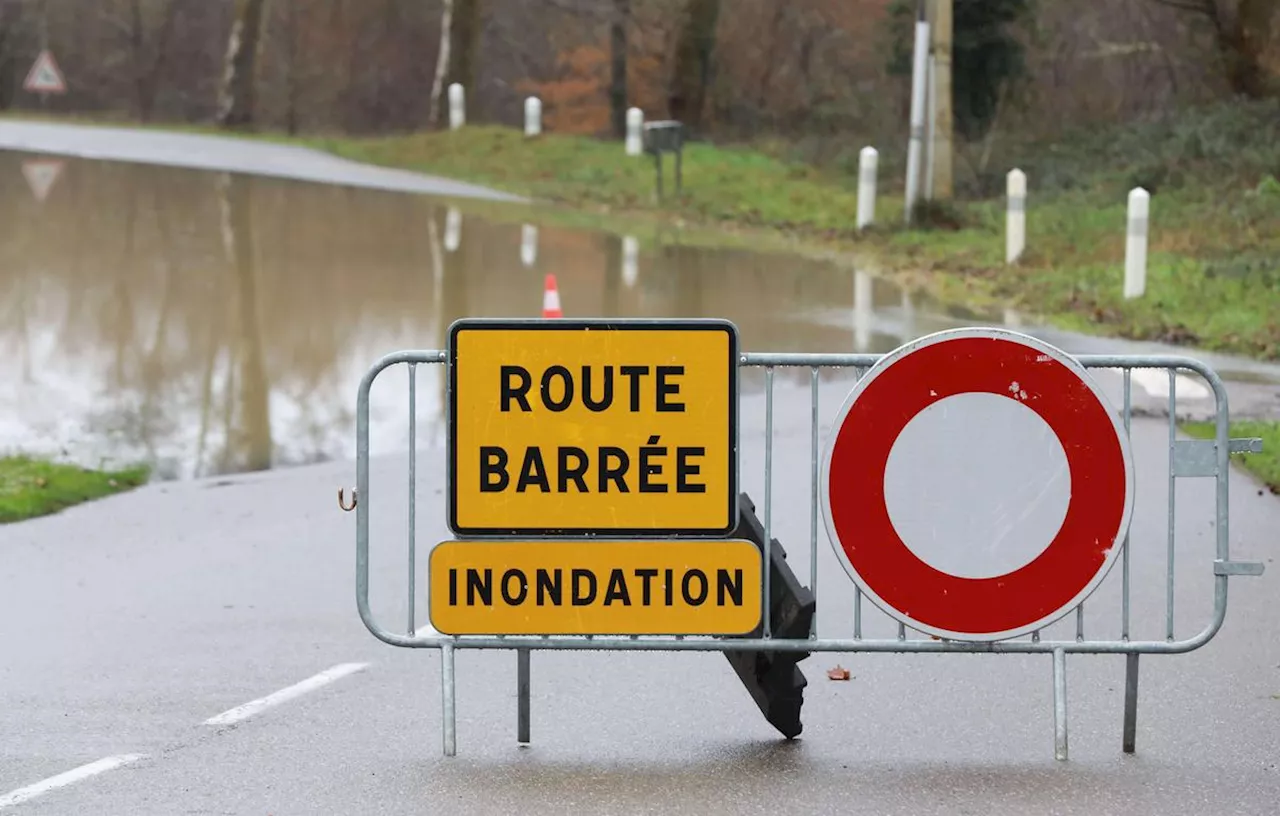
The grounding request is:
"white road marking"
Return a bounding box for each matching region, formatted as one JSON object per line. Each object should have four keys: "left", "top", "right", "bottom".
{"left": 203, "top": 663, "right": 369, "bottom": 727}
{"left": 0, "top": 754, "right": 146, "bottom": 810}
{"left": 415, "top": 623, "right": 439, "bottom": 637}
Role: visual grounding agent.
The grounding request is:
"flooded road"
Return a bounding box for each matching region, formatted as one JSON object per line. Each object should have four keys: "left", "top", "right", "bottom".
{"left": 0, "top": 151, "right": 971, "bottom": 480}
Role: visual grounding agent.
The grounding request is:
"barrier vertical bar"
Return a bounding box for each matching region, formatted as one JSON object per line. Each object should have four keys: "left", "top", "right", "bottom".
{"left": 763, "top": 366, "right": 775, "bottom": 638}
{"left": 1214, "top": 362, "right": 1231, "bottom": 567}
{"left": 442, "top": 643, "right": 457, "bottom": 757}
{"left": 1122, "top": 369, "right": 1132, "bottom": 640}
{"left": 517, "top": 649, "right": 530, "bottom": 744}
{"left": 1053, "top": 647, "right": 1069, "bottom": 761}
{"left": 853, "top": 366, "right": 864, "bottom": 639}
{"left": 1123, "top": 653, "right": 1139, "bottom": 753}
{"left": 408, "top": 363, "right": 417, "bottom": 635}
{"left": 809, "top": 368, "right": 820, "bottom": 638}
{"left": 1167, "top": 369, "right": 1177, "bottom": 641}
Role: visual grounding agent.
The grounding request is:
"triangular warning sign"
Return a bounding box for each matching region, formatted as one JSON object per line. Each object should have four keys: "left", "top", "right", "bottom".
{"left": 22, "top": 159, "right": 64, "bottom": 203}
{"left": 24, "top": 50, "right": 66, "bottom": 95}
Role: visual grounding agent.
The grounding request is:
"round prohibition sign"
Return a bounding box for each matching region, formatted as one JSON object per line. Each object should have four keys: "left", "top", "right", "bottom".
{"left": 820, "top": 328, "right": 1135, "bottom": 642}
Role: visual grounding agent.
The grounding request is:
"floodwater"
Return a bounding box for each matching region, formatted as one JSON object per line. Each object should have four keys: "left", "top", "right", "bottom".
{"left": 0, "top": 151, "right": 980, "bottom": 480}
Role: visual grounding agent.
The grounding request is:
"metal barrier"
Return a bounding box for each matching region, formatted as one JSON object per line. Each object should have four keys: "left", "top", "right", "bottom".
{"left": 346, "top": 348, "right": 1265, "bottom": 760}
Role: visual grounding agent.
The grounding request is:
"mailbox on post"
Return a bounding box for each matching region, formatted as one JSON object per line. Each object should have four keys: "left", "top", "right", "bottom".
{"left": 643, "top": 120, "right": 685, "bottom": 201}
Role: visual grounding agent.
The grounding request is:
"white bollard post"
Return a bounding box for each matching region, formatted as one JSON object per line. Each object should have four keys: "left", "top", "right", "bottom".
{"left": 445, "top": 207, "right": 461, "bottom": 252}
{"left": 622, "top": 236, "right": 639, "bottom": 287}
{"left": 448, "top": 83, "right": 465, "bottom": 130}
{"left": 1006, "top": 168, "right": 1027, "bottom": 264}
{"left": 1124, "top": 187, "right": 1150, "bottom": 299}
{"left": 524, "top": 97, "right": 542, "bottom": 137}
{"left": 857, "top": 146, "right": 878, "bottom": 230}
{"left": 521, "top": 224, "right": 538, "bottom": 267}
{"left": 625, "top": 108, "right": 643, "bottom": 157}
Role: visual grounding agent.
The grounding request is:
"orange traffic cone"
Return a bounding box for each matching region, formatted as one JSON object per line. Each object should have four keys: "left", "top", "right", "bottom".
{"left": 542, "top": 273, "right": 563, "bottom": 318}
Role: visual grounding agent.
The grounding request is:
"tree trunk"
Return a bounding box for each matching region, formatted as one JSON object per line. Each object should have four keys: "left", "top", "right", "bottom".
{"left": 1219, "top": 0, "right": 1273, "bottom": 98}
{"left": 754, "top": 0, "right": 787, "bottom": 117}
{"left": 427, "top": 0, "right": 453, "bottom": 128}
{"left": 216, "top": 0, "right": 271, "bottom": 128}
{"left": 610, "top": 0, "right": 630, "bottom": 138}
{"left": 130, "top": 0, "right": 178, "bottom": 123}
{"left": 221, "top": 173, "right": 273, "bottom": 473}
{"left": 667, "top": 0, "right": 719, "bottom": 131}
{"left": 0, "top": 0, "right": 22, "bottom": 111}
{"left": 284, "top": 0, "right": 299, "bottom": 134}
{"left": 442, "top": 0, "right": 481, "bottom": 95}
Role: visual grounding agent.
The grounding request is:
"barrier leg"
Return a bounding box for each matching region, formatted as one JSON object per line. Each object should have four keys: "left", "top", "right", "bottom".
{"left": 1123, "top": 653, "right": 1139, "bottom": 754}
{"left": 442, "top": 643, "right": 457, "bottom": 757}
{"left": 1053, "top": 648, "right": 1069, "bottom": 761}
{"left": 517, "top": 648, "right": 531, "bottom": 745}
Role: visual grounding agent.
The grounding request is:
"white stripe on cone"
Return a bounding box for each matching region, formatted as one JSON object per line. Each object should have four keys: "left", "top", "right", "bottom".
{"left": 542, "top": 273, "right": 562, "bottom": 318}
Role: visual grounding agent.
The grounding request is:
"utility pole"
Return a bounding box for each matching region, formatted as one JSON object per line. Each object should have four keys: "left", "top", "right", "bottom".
{"left": 925, "top": 0, "right": 953, "bottom": 200}
{"left": 903, "top": 0, "right": 929, "bottom": 223}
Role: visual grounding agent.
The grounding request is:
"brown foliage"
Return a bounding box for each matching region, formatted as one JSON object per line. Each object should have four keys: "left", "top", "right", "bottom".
{"left": 0, "top": 0, "right": 1271, "bottom": 149}
{"left": 519, "top": 45, "right": 612, "bottom": 134}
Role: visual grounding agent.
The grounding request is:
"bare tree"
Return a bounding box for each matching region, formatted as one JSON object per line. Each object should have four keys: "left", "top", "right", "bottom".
{"left": 279, "top": 0, "right": 301, "bottom": 133}
{"left": 443, "top": 0, "right": 482, "bottom": 94}
{"left": 0, "top": 4, "right": 15, "bottom": 109}
{"left": 428, "top": 0, "right": 453, "bottom": 127}
{"left": 1148, "top": 0, "right": 1276, "bottom": 97}
{"left": 667, "top": 0, "right": 719, "bottom": 130}
{"left": 216, "top": 0, "right": 271, "bottom": 127}
{"left": 126, "top": 0, "right": 179, "bottom": 121}
{"left": 609, "top": 0, "right": 629, "bottom": 137}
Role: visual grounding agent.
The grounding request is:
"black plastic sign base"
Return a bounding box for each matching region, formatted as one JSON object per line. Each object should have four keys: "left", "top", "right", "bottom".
{"left": 723, "top": 492, "right": 817, "bottom": 739}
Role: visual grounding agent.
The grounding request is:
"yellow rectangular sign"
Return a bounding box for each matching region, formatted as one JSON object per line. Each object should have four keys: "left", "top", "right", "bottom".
{"left": 428, "top": 539, "right": 762, "bottom": 636}
{"left": 447, "top": 319, "right": 738, "bottom": 536}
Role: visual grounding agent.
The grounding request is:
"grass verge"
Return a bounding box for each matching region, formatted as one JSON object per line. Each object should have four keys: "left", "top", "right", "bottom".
{"left": 0, "top": 456, "right": 150, "bottom": 524}
{"left": 1181, "top": 421, "right": 1280, "bottom": 494}
{"left": 307, "top": 101, "right": 1280, "bottom": 360}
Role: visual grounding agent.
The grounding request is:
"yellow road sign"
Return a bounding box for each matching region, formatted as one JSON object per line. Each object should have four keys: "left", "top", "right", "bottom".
{"left": 448, "top": 319, "right": 738, "bottom": 535}
{"left": 428, "top": 539, "right": 762, "bottom": 636}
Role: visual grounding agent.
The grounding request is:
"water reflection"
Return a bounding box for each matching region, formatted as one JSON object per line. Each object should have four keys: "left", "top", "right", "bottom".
{"left": 0, "top": 151, "right": 968, "bottom": 480}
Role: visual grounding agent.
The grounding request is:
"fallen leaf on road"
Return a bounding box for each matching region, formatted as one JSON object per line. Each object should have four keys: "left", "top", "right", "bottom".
{"left": 827, "top": 665, "right": 851, "bottom": 681}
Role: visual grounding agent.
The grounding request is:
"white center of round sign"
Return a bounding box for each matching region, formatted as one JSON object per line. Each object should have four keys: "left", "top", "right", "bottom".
{"left": 882, "top": 391, "right": 1072, "bottom": 580}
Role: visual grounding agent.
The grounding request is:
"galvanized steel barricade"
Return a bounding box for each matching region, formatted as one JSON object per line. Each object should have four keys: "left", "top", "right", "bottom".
{"left": 345, "top": 339, "right": 1265, "bottom": 760}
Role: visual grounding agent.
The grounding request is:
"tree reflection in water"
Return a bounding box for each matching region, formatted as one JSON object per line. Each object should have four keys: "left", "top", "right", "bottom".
{"left": 0, "top": 151, "right": 954, "bottom": 480}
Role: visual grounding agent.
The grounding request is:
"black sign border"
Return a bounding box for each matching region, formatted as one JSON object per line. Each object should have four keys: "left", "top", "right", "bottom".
{"left": 446, "top": 317, "right": 740, "bottom": 538}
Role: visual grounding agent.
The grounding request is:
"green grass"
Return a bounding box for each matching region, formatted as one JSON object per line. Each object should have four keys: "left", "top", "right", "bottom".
{"left": 310, "top": 124, "right": 905, "bottom": 234}
{"left": 304, "top": 103, "right": 1280, "bottom": 360}
{"left": 0, "top": 456, "right": 150, "bottom": 524}
{"left": 878, "top": 179, "right": 1280, "bottom": 358}
{"left": 1181, "top": 421, "right": 1280, "bottom": 494}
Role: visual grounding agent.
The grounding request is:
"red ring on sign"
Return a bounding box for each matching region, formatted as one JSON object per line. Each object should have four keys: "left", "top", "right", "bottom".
{"left": 826, "top": 335, "right": 1129, "bottom": 637}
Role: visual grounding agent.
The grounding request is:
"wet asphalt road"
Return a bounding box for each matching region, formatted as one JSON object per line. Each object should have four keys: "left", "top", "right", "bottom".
{"left": 3, "top": 369, "right": 1278, "bottom": 815}
{"left": 0, "top": 120, "right": 525, "bottom": 203}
